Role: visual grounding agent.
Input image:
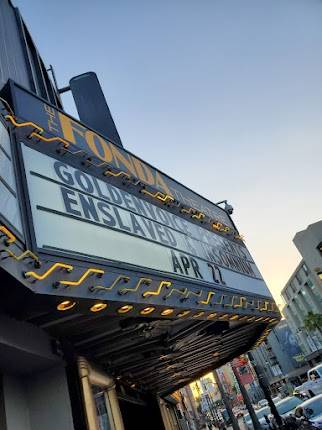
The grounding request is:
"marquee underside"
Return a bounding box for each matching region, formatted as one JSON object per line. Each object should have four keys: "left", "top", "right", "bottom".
{"left": 1, "top": 266, "right": 269, "bottom": 395}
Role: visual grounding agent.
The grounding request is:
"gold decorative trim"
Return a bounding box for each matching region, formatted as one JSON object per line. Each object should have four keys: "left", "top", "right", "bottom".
{"left": 142, "top": 280, "right": 172, "bottom": 298}
{"left": 90, "top": 275, "right": 130, "bottom": 293}
{"left": 25, "top": 262, "right": 72, "bottom": 280}
{"left": 59, "top": 268, "right": 104, "bottom": 287}
{"left": 118, "top": 277, "right": 151, "bottom": 295}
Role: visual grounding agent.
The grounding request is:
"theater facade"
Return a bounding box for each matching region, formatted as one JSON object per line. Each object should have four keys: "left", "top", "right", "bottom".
{"left": 0, "top": 1, "right": 280, "bottom": 429}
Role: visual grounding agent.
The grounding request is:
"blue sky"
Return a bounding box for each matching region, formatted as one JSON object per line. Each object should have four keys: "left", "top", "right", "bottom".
{"left": 14, "top": 0, "right": 322, "bottom": 303}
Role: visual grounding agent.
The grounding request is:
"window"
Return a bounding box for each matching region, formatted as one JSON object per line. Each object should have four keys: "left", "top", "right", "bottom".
{"left": 308, "top": 370, "right": 320, "bottom": 380}
{"left": 290, "top": 281, "right": 296, "bottom": 293}
{"left": 92, "top": 386, "right": 112, "bottom": 430}
{"left": 302, "top": 263, "right": 309, "bottom": 276}
{"left": 295, "top": 297, "right": 305, "bottom": 313}
{"left": 283, "top": 289, "right": 290, "bottom": 301}
{"left": 295, "top": 272, "right": 303, "bottom": 285}
{"left": 317, "top": 242, "right": 322, "bottom": 257}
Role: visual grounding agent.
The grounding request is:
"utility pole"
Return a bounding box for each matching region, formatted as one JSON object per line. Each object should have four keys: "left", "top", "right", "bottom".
{"left": 205, "top": 381, "right": 221, "bottom": 428}
{"left": 205, "top": 391, "right": 217, "bottom": 425}
{"left": 247, "top": 352, "right": 283, "bottom": 427}
{"left": 230, "top": 364, "right": 261, "bottom": 430}
{"left": 213, "top": 370, "right": 240, "bottom": 430}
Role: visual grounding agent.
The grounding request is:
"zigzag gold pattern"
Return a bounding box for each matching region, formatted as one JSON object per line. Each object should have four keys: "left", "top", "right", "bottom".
{"left": 118, "top": 277, "right": 151, "bottom": 295}
{"left": 141, "top": 189, "right": 174, "bottom": 204}
{"left": 0, "top": 226, "right": 16, "bottom": 244}
{"left": 142, "top": 280, "right": 172, "bottom": 298}
{"left": 25, "top": 262, "right": 73, "bottom": 280}
{"left": 5, "top": 249, "right": 39, "bottom": 264}
{"left": 233, "top": 297, "right": 246, "bottom": 308}
{"left": 191, "top": 212, "right": 205, "bottom": 220}
{"left": 5, "top": 115, "right": 44, "bottom": 133}
{"left": 90, "top": 275, "right": 130, "bottom": 292}
{"left": 198, "top": 291, "right": 215, "bottom": 305}
{"left": 29, "top": 132, "right": 69, "bottom": 148}
{"left": 59, "top": 268, "right": 104, "bottom": 287}
{"left": 185, "top": 290, "right": 203, "bottom": 299}
{"left": 103, "top": 169, "right": 130, "bottom": 179}
{"left": 164, "top": 287, "right": 188, "bottom": 299}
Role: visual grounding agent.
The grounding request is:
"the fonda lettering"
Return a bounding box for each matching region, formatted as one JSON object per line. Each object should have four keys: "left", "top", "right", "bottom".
{"left": 58, "top": 113, "right": 172, "bottom": 196}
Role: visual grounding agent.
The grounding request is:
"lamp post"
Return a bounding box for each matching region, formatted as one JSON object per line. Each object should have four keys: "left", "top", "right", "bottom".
{"left": 230, "top": 364, "right": 261, "bottom": 430}
{"left": 213, "top": 370, "right": 240, "bottom": 430}
{"left": 204, "top": 380, "right": 222, "bottom": 428}
{"left": 247, "top": 353, "right": 283, "bottom": 427}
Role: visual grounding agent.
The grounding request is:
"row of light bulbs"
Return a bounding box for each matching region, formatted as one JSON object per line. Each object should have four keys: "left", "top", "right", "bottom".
{"left": 56, "top": 299, "right": 278, "bottom": 325}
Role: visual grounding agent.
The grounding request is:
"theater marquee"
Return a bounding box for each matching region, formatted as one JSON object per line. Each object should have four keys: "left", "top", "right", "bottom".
{"left": 7, "top": 82, "right": 232, "bottom": 226}
{"left": 22, "top": 144, "right": 270, "bottom": 297}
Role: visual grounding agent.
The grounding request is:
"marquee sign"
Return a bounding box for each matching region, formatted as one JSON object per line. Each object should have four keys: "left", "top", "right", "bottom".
{"left": 21, "top": 144, "right": 271, "bottom": 298}
{"left": 5, "top": 82, "right": 233, "bottom": 226}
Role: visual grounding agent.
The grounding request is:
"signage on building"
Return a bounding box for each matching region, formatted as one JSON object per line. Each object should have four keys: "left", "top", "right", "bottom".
{"left": 7, "top": 82, "right": 233, "bottom": 226}
{"left": 275, "top": 323, "right": 305, "bottom": 366}
{"left": 21, "top": 143, "right": 271, "bottom": 297}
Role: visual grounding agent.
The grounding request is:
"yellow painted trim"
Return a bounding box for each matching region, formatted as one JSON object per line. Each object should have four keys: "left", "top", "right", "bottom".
{"left": 185, "top": 290, "right": 203, "bottom": 299}
{"left": 103, "top": 169, "right": 130, "bottom": 179}
{"left": 233, "top": 297, "right": 246, "bottom": 308}
{"left": 191, "top": 212, "right": 205, "bottom": 220}
{"left": 118, "top": 277, "right": 151, "bottom": 295}
{"left": 141, "top": 189, "right": 174, "bottom": 204}
{"left": 142, "top": 280, "right": 172, "bottom": 298}
{"left": 29, "top": 131, "right": 69, "bottom": 148}
{"left": 164, "top": 287, "right": 187, "bottom": 299}
{"left": 25, "top": 262, "right": 73, "bottom": 280}
{"left": 180, "top": 207, "right": 194, "bottom": 215}
{"left": 6, "top": 249, "right": 39, "bottom": 263}
{"left": 5, "top": 115, "right": 44, "bottom": 133}
{"left": 91, "top": 275, "right": 130, "bottom": 292}
{"left": 0, "top": 225, "right": 16, "bottom": 244}
{"left": 198, "top": 291, "right": 215, "bottom": 305}
{"left": 60, "top": 268, "right": 104, "bottom": 287}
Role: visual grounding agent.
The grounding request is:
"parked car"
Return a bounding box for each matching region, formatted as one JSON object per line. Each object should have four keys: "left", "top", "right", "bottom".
{"left": 294, "top": 394, "right": 322, "bottom": 429}
{"left": 243, "top": 396, "right": 304, "bottom": 430}
{"left": 243, "top": 406, "right": 270, "bottom": 430}
{"left": 258, "top": 399, "right": 269, "bottom": 408}
{"left": 294, "top": 365, "right": 322, "bottom": 397}
{"left": 232, "top": 406, "right": 244, "bottom": 418}
{"left": 272, "top": 396, "right": 282, "bottom": 403}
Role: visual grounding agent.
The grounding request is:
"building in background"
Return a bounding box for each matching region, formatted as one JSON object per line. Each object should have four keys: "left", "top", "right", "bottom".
{"left": 251, "top": 320, "right": 309, "bottom": 395}
{"left": 231, "top": 357, "right": 263, "bottom": 403}
{"left": 281, "top": 221, "right": 322, "bottom": 366}
{"left": 177, "top": 385, "right": 200, "bottom": 430}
